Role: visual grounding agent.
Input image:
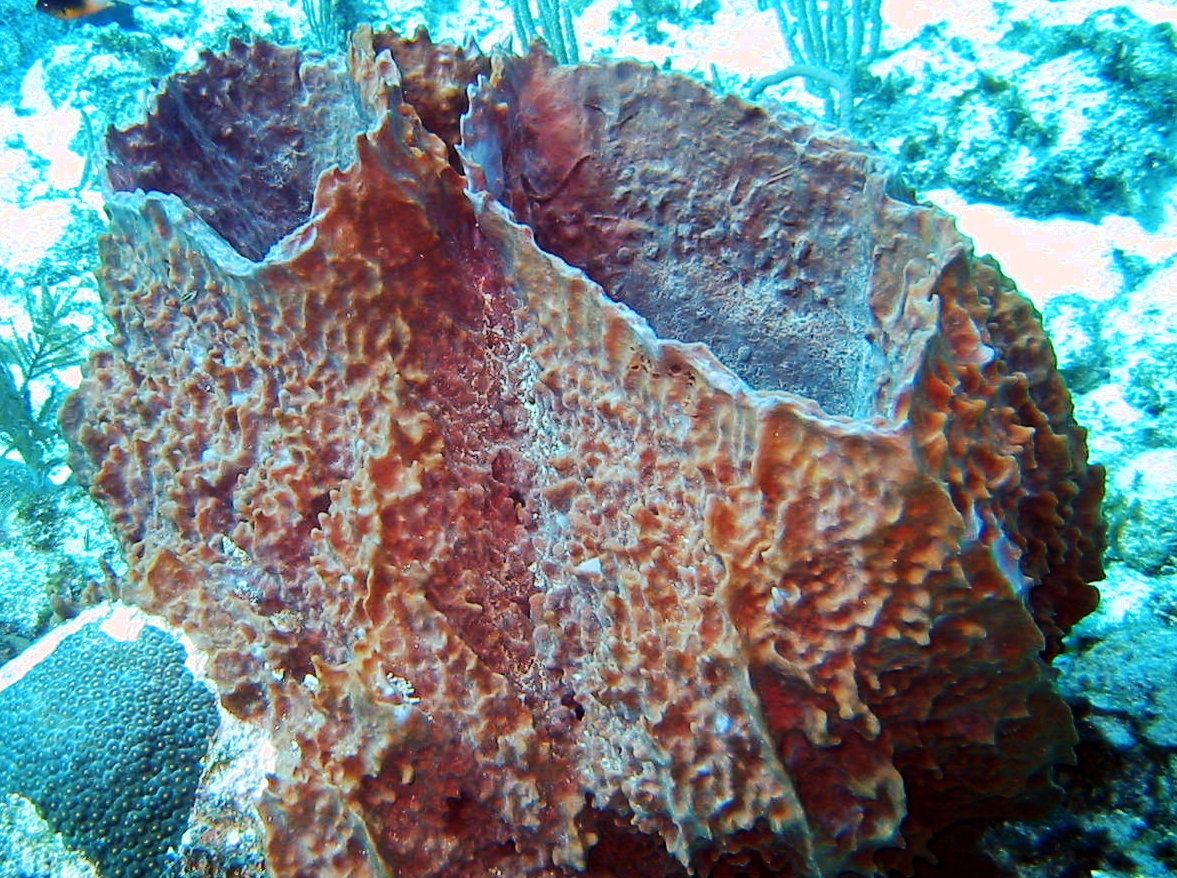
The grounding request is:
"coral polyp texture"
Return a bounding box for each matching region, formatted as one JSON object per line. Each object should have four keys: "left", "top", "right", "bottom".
{"left": 61, "top": 30, "right": 1104, "bottom": 878}
{"left": 0, "top": 605, "right": 218, "bottom": 878}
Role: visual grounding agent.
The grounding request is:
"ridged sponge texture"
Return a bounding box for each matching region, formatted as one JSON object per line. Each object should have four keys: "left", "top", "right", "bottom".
{"left": 61, "top": 30, "right": 1103, "bottom": 878}
{"left": 0, "top": 605, "right": 219, "bottom": 878}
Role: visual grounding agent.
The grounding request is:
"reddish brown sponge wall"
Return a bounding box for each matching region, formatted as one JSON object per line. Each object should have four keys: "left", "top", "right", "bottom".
{"left": 62, "top": 27, "right": 1104, "bottom": 878}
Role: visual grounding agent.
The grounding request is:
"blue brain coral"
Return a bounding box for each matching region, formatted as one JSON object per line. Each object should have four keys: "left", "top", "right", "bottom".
{"left": 0, "top": 608, "right": 219, "bottom": 878}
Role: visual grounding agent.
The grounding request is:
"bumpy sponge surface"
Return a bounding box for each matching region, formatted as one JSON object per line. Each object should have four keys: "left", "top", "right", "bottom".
{"left": 0, "top": 606, "right": 219, "bottom": 878}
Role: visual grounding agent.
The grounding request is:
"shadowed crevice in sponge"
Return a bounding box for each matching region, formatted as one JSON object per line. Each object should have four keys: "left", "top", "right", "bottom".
{"left": 461, "top": 51, "right": 919, "bottom": 415}
{"left": 105, "top": 39, "right": 365, "bottom": 262}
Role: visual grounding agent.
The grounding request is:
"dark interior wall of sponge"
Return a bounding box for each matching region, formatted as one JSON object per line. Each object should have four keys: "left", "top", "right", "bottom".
{"left": 0, "top": 622, "right": 219, "bottom": 878}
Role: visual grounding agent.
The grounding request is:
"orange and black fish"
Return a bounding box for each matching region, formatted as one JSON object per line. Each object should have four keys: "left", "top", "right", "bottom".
{"left": 35, "top": 0, "right": 139, "bottom": 27}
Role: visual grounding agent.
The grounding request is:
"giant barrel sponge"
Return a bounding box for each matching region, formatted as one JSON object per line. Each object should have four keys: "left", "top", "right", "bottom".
{"left": 62, "top": 29, "right": 1104, "bottom": 878}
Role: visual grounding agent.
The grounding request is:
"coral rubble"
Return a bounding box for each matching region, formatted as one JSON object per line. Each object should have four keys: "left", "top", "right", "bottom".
{"left": 61, "top": 29, "right": 1103, "bottom": 878}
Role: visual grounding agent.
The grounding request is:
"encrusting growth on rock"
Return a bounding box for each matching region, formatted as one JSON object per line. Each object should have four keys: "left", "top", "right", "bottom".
{"left": 61, "top": 27, "right": 1104, "bottom": 878}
